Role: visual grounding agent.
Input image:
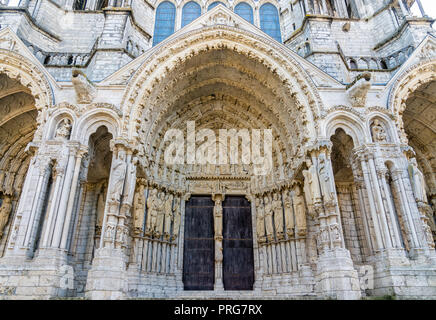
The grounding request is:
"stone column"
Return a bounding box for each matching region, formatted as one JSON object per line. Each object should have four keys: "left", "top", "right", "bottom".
{"left": 320, "top": 0, "right": 328, "bottom": 15}
{"left": 212, "top": 193, "right": 224, "bottom": 291}
{"left": 307, "top": 141, "right": 361, "bottom": 300}
{"left": 40, "top": 154, "right": 67, "bottom": 249}
{"left": 303, "top": 0, "right": 310, "bottom": 14}
{"left": 60, "top": 146, "right": 88, "bottom": 249}
{"left": 368, "top": 156, "right": 393, "bottom": 249}
{"left": 378, "top": 167, "right": 402, "bottom": 249}
{"left": 86, "top": 138, "right": 138, "bottom": 300}
{"left": 390, "top": 168, "right": 420, "bottom": 249}
{"left": 398, "top": 0, "right": 410, "bottom": 17}
{"left": 51, "top": 144, "right": 81, "bottom": 249}
{"left": 3, "top": 148, "right": 52, "bottom": 259}
{"left": 359, "top": 156, "right": 384, "bottom": 250}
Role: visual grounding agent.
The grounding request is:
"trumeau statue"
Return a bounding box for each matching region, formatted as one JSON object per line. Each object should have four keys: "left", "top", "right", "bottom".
{"left": 133, "top": 184, "right": 146, "bottom": 234}
{"left": 264, "top": 195, "right": 274, "bottom": 241}
{"left": 408, "top": 158, "right": 428, "bottom": 203}
{"left": 293, "top": 186, "right": 307, "bottom": 236}
{"left": 172, "top": 197, "right": 181, "bottom": 240}
{"left": 272, "top": 193, "right": 284, "bottom": 239}
{"left": 283, "top": 191, "right": 294, "bottom": 237}
{"left": 255, "top": 197, "right": 266, "bottom": 243}
{"left": 164, "top": 193, "right": 173, "bottom": 240}
{"left": 318, "top": 156, "right": 335, "bottom": 204}
{"left": 146, "top": 188, "right": 158, "bottom": 236}
{"left": 109, "top": 151, "right": 127, "bottom": 203}
{"left": 0, "top": 195, "right": 12, "bottom": 238}
{"left": 214, "top": 199, "right": 223, "bottom": 239}
{"left": 371, "top": 119, "right": 387, "bottom": 143}
{"left": 55, "top": 118, "right": 72, "bottom": 140}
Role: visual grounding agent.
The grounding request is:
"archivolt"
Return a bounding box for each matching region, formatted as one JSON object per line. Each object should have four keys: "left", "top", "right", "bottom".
{"left": 388, "top": 59, "right": 436, "bottom": 143}
{"left": 121, "top": 26, "right": 322, "bottom": 139}
{"left": 0, "top": 49, "right": 53, "bottom": 110}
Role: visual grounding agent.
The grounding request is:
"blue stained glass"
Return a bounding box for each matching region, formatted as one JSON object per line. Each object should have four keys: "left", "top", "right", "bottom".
{"left": 259, "top": 3, "right": 282, "bottom": 43}
{"left": 234, "top": 2, "right": 253, "bottom": 24}
{"left": 153, "top": 1, "right": 176, "bottom": 46}
{"left": 208, "top": 1, "right": 225, "bottom": 10}
{"left": 182, "top": 1, "right": 201, "bottom": 27}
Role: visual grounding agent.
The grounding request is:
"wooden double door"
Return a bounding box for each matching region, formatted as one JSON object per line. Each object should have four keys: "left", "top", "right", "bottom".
{"left": 183, "top": 195, "right": 254, "bottom": 290}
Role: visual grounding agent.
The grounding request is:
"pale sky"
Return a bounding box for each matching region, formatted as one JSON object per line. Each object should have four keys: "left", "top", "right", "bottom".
{"left": 411, "top": 0, "right": 436, "bottom": 18}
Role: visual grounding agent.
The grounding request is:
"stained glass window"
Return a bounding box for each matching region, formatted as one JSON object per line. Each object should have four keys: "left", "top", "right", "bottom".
{"left": 182, "top": 1, "right": 202, "bottom": 27}
{"left": 152, "top": 1, "right": 176, "bottom": 46}
{"left": 208, "top": 1, "right": 225, "bottom": 10}
{"left": 259, "top": 3, "right": 282, "bottom": 43}
{"left": 234, "top": 2, "right": 253, "bottom": 24}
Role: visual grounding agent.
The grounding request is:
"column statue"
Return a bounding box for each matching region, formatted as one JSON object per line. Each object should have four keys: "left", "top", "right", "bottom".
{"left": 133, "top": 184, "right": 146, "bottom": 235}
{"left": 255, "top": 197, "right": 266, "bottom": 243}
{"left": 172, "top": 197, "right": 181, "bottom": 241}
{"left": 318, "top": 156, "right": 335, "bottom": 204}
{"left": 164, "top": 193, "right": 174, "bottom": 240}
{"left": 264, "top": 195, "right": 274, "bottom": 241}
{"left": 272, "top": 192, "right": 284, "bottom": 240}
{"left": 0, "top": 196, "right": 12, "bottom": 238}
{"left": 154, "top": 191, "right": 165, "bottom": 238}
{"left": 293, "top": 186, "right": 307, "bottom": 236}
{"left": 146, "top": 188, "right": 158, "bottom": 236}
{"left": 283, "top": 191, "right": 294, "bottom": 237}
{"left": 303, "top": 158, "right": 321, "bottom": 204}
{"left": 408, "top": 158, "right": 428, "bottom": 203}
{"left": 108, "top": 151, "right": 127, "bottom": 203}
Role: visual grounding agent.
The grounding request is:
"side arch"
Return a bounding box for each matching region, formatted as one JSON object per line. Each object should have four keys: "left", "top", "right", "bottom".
{"left": 322, "top": 111, "right": 367, "bottom": 146}
{"left": 75, "top": 109, "right": 122, "bottom": 144}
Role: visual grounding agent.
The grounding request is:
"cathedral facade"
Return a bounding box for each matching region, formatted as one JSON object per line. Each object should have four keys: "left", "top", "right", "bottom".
{"left": 0, "top": 0, "right": 435, "bottom": 299}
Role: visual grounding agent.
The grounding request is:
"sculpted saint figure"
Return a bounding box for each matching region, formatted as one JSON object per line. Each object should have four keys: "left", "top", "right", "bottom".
{"left": 282, "top": 191, "right": 294, "bottom": 237}
{"left": 133, "top": 184, "right": 146, "bottom": 234}
{"left": 408, "top": 158, "right": 428, "bottom": 203}
{"left": 154, "top": 192, "right": 166, "bottom": 238}
{"left": 55, "top": 118, "right": 72, "bottom": 140}
{"left": 164, "top": 194, "right": 174, "bottom": 240}
{"left": 109, "top": 151, "right": 127, "bottom": 203}
{"left": 318, "top": 156, "right": 335, "bottom": 204}
{"left": 303, "top": 158, "right": 321, "bottom": 204}
{"left": 293, "top": 186, "right": 307, "bottom": 236}
{"left": 146, "top": 188, "right": 158, "bottom": 236}
{"left": 256, "top": 198, "right": 266, "bottom": 243}
{"left": 264, "top": 195, "right": 274, "bottom": 241}
{"left": 272, "top": 193, "right": 284, "bottom": 239}
{"left": 172, "top": 197, "right": 181, "bottom": 240}
{"left": 214, "top": 199, "right": 223, "bottom": 239}
{"left": 0, "top": 196, "right": 12, "bottom": 238}
{"left": 371, "top": 119, "right": 387, "bottom": 143}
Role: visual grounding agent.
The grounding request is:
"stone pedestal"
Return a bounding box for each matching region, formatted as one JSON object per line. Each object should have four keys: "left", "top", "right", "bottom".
{"left": 85, "top": 247, "right": 128, "bottom": 300}
{"left": 315, "top": 248, "right": 361, "bottom": 299}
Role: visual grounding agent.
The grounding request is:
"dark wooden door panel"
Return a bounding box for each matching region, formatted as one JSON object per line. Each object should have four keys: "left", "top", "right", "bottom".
{"left": 223, "top": 196, "right": 254, "bottom": 290}
{"left": 183, "top": 196, "right": 215, "bottom": 290}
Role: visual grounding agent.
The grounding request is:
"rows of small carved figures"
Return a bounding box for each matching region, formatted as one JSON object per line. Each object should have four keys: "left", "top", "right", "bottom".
{"left": 255, "top": 186, "right": 307, "bottom": 244}
{"left": 132, "top": 185, "right": 182, "bottom": 242}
